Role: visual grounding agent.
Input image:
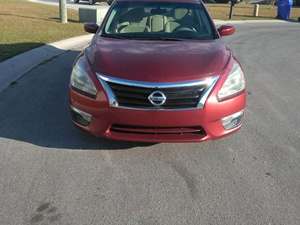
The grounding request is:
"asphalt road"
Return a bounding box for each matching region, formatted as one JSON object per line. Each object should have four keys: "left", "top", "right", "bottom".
{"left": 1, "top": 22, "right": 300, "bottom": 225}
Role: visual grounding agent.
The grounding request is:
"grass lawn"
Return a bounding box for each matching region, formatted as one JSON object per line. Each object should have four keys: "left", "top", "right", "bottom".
{"left": 0, "top": 0, "right": 85, "bottom": 61}
{"left": 207, "top": 3, "right": 300, "bottom": 20}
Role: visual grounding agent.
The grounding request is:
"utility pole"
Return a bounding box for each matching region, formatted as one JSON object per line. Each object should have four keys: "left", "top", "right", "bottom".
{"left": 59, "top": 0, "right": 68, "bottom": 23}
{"left": 229, "top": 0, "right": 237, "bottom": 20}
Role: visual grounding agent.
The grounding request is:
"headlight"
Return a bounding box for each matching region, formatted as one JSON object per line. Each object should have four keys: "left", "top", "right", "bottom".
{"left": 70, "top": 57, "right": 97, "bottom": 97}
{"left": 218, "top": 62, "right": 245, "bottom": 101}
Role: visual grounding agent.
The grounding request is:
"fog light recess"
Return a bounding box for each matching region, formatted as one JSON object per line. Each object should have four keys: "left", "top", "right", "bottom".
{"left": 70, "top": 106, "right": 92, "bottom": 126}
{"left": 221, "top": 111, "right": 244, "bottom": 130}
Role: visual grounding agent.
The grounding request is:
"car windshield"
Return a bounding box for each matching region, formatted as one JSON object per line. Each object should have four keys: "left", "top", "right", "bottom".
{"left": 102, "top": 1, "right": 216, "bottom": 40}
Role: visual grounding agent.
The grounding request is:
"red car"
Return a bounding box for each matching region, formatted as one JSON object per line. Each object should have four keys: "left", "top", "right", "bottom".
{"left": 69, "top": 0, "right": 246, "bottom": 142}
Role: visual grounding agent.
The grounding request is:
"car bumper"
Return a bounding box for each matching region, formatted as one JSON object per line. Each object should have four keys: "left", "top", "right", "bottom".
{"left": 69, "top": 88, "right": 246, "bottom": 143}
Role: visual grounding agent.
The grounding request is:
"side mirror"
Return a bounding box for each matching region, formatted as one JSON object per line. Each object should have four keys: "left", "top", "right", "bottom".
{"left": 84, "top": 23, "right": 99, "bottom": 34}
{"left": 218, "top": 25, "right": 235, "bottom": 37}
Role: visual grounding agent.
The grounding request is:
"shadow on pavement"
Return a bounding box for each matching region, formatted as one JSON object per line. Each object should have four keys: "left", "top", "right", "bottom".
{"left": 0, "top": 43, "right": 44, "bottom": 62}
{"left": 0, "top": 44, "right": 154, "bottom": 150}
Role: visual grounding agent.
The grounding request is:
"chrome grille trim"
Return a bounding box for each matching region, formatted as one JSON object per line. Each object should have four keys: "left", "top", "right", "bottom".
{"left": 97, "top": 73, "right": 219, "bottom": 110}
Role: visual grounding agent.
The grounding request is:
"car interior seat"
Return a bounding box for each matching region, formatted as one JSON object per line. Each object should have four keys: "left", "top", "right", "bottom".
{"left": 149, "top": 14, "right": 166, "bottom": 32}
{"left": 165, "top": 8, "right": 190, "bottom": 32}
{"left": 118, "top": 8, "right": 150, "bottom": 33}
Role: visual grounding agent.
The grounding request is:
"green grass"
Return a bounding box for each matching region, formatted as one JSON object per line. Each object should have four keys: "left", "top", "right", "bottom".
{"left": 0, "top": 0, "right": 85, "bottom": 61}
{"left": 207, "top": 3, "right": 300, "bottom": 20}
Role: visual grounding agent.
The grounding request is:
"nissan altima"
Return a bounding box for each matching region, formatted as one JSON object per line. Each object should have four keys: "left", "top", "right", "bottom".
{"left": 69, "top": 0, "right": 246, "bottom": 142}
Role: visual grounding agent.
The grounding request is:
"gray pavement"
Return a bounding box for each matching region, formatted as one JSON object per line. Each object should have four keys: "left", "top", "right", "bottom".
{"left": 0, "top": 23, "right": 300, "bottom": 225}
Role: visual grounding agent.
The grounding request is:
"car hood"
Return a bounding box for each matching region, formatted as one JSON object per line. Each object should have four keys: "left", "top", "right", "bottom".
{"left": 86, "top": 37, "right": 231, "bottom": 82}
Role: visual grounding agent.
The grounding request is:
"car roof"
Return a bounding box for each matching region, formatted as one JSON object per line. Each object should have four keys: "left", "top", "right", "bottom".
{"left": 115, "top": 0, "right": 202, "bottom": 4}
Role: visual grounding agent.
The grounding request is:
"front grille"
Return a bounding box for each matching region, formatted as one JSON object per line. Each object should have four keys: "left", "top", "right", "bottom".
{"left": 107, "top": 82, "right": 206, "bottom": 109}
{"left": 111, "top": 124, "right": 206, "bottom": 136}
{"left": 97, "top": 74, "right": 219, "bottom": 110}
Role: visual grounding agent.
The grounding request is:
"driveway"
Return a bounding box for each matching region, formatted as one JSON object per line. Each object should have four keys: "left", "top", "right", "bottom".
{"left": 0, "top": 23, "right": 300, "bottom": 225}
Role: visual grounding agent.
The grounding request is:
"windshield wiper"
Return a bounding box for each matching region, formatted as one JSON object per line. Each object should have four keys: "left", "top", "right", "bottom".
{"left": 101, "top": 34, "right": 134, "bottom": 39}
{"left": 102, "top": 34, "right": 184, "bottom": 41}
{"left": 135, "top": 37, "right": 183, "bottom": 41}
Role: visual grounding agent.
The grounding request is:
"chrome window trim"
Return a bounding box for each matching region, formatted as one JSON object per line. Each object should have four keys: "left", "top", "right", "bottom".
{"left": 97, "top": 73, "right": 219, "bottom": 110}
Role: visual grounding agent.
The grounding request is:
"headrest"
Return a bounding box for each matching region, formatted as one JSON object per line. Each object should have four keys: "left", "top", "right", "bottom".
{"left": 174, "top": 8, "right": 188, "bottom": 20}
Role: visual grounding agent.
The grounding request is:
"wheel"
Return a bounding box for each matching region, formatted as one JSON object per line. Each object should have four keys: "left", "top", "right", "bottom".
{"left": 88, "top": 0, "right": 96, "bottom": 5}
{"left": 74, "top": 0, "right": 79, "bottom": 3}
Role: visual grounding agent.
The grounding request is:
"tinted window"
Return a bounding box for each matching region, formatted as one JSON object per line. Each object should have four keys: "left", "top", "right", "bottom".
{"left": 102, "top": 1, "right": 216, "bottom": 40}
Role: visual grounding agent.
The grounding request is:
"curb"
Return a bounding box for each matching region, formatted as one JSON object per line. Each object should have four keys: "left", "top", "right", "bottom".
{"left": 214, "top": 19, "right": 288, "bottom": 25}
{"left": 0, "top": 34, "right": 93, "bottom": 93}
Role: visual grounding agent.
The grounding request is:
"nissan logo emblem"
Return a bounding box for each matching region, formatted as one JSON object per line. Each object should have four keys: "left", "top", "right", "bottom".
{"left": 148, "top": 91, "right": 167, "bottom": 106}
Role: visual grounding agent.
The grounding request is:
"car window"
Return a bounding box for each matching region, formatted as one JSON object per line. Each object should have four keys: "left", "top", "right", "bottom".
{"left": 102, "top": 1, "right": 216, "bottom": 40}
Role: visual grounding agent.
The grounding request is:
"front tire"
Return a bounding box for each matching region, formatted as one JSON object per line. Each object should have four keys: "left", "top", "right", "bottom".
{"left": 74, "top": 0, "right": 80, "bottom": 3}
{"left": 88, "top": 0, "right": 95, "bottom": 5}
